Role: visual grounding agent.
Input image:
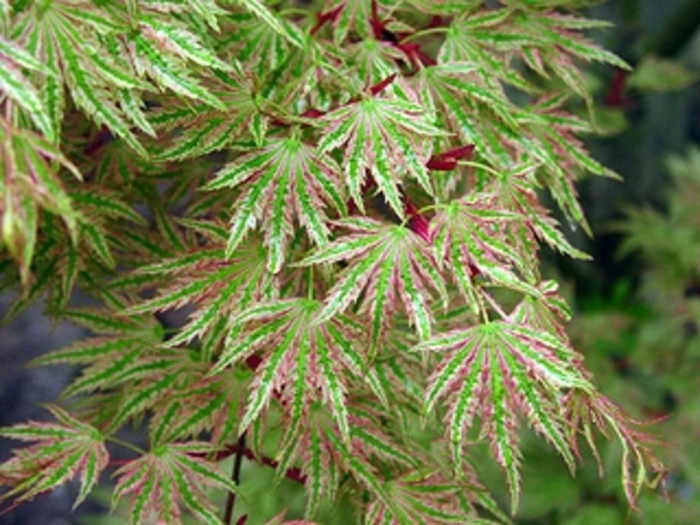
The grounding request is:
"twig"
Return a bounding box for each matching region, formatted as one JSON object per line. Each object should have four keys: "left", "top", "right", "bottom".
{"left": 223, "top": 432, "right": 246, "bottom": 525}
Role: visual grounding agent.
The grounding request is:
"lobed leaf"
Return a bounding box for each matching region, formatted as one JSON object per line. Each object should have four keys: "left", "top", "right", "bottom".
{"left": 416, "top": 320, "right": 592, "bottom": 511}
{"left": 318, "top": 90, "right": 445, "bottom": 219}
{"left": 220, "top": 298, "right": 367, "bottom": 444}
{"left": 0, "top": 406, "right": 108, "bottom": 509}
{"left": 207, "top": 137, "right": 345, "bottom": 272}
{"left": 113, "top": 442, "right": 239, "bottom": 524}
{"left": 300, "top": 218, "right": 447, "bottom": 355}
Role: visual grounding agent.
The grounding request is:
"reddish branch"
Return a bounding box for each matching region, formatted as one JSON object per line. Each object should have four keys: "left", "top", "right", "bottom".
{"left": 223, "top": 432, "right": 246, "bottom": 525}
{"left": 405, "top": 200, "right": 431, "bottom": 243}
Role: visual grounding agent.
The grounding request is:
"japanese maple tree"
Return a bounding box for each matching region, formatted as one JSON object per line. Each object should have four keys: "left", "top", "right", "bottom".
{"left": 0, "top": 0, "right": 664, "bottom": 523}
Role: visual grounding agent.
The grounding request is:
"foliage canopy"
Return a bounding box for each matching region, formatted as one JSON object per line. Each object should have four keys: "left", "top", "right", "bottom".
{"left": 0, "top": 0, "right": 664, "bottom": 523}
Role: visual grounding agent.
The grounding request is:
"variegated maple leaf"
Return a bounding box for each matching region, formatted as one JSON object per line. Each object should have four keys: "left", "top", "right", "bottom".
{"left": 128, "top": 15, "right": 229, "bottom": 110}
{"left": 563, "top": 391, "right": 666, "bottom": 507}
{"left": 112, "top": 442, "right": 238, "bottom": 524}
{"left": 0, "top": 35, "right": 55, "bottom": 140}
{"left": 318, "top": 84, "right": 444, "bottom": 219}
{"left": 150, "top": 70, "right": 268, "bottom": 161}
{"left": 30, "top": 307, "right": 167, "bottom": 427}
{"left": 214, "top": 298, "right": 371, "bottom": 441}
{"left": 430, "top": 194, "right": 540, "bottom": 313}
{"left": 415, "top": 319, "right": 593, "bottom": 511}
{"left": 365, "top": 468, "right": 507, "bottom": 524}
{"left": 440, "top": 8, "right": 629, "bottom": 104}
{"left": 12, "top": 4, "right": 150, "bottom": 155}
{"left": 268, "top": 399, "right": 417, "bottom": 518}
{"left": 145, "top": 369, "right": 241, "bottom": 448}
{"left": 33, "top": 307, "right": 240, "bottom": 445}
{"left": 0, "top": 406, "right": 108, "bottom": 509}
{"left": 127, "top": 224, "right": 275, "bottom": 353}
{"left": 206, "top": 136, "right": 346, "bottom": 273}
{"left": 522, "top": 93, "right": 620, "bottom": 230}
{"left": 300, "top": 217, "right": 447, "bottom": 355}
{"left": 220, "top": 10, "right": 305, "bottom": 80}
{"left": 416, "top": 62, "right": 522, "bottom": 169}
{"left": 434, "top": 9, "right": 627, "bottom": 227}
{"left": 237, "top": 0, "right": 306, "bottom": 49}
{"left": 0, "top": 117, "right": 81, "bottom": 282}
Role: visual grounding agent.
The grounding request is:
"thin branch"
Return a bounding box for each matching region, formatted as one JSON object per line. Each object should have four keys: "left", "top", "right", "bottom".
{"left": 223, "top": 432, "right": 246, "bottom": 525}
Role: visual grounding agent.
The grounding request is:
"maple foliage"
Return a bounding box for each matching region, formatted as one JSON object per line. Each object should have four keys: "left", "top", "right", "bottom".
{"left": 0, "top": 0, "right": 665, "bottom": 524}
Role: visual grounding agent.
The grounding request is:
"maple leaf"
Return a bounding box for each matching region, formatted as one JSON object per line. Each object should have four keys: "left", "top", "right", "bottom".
{"left": 0, "top": 406, "right": 108, "bottom": 509}
{"left": 128, "top": 227, "right": 275, "bottom": 352}
{"left": 516, "top": 11, "right": 630, "bottom": 101}
{"left": 563, "top": 391, "right": 666, "bottom": 508}
{"left": 365, "top": 469, "right": 507, "bottom": 524}
{"left": 85, "top": 134, "right": 162, "bottom": 186}
{"left": 372, "top": 327, "right": 424, "bottom": 418}
{"left": 430, "top": 194, "right": 540, "bottom": 313}
{"left": 237, "top": 0, "right": 306, "bottom": 49}
{"left": 220, "top": 10, "right": 305, "bottom": 80}
{"left": 300, "top": 217, "right": 447, "bottom": 355}
{"left": 275, "top": 391, "right": 506, "bottom": 523}
{"left": 438, "top": 8, "right": 539, "bottom": 89}
{"left": 349, "top": 40, "right": 402, "bottom": 87}
{"left": 12, "top": 3, "right": 149, "bottom": 155}
{"left": 508, "top": 281, "right": 575, "bottom": 344}
{"left": 0, "top": 116, "right": 81, "bottom": 283}
{"left": 0, "top": 35, "right": 56, "bottom": 140}
{"left": 416, "top": 62, "right": 524, "bottom": 172}
{"left": 112, "top": 441, "right": 238, "bottom": 524}
{"left": 33, "top": 304, "right": 241, "bottom": 444}
{"left": 440, "top": 8, "right": 628, "bottom": 104}
{"left": 65, "top": 184, "right": 154, "bottom": 271}
{"left": 127, "top": 13, "right": 231, "bottom": 110}
{"left": 213, "top": 298, "right": 369, "bottom": 443}
{"left": 146, "top": 369, "right": 241, "bottom": 448}
{"left": 522, "top": 94, "right": 620, "bottom": 230}
{"left": 206, "top": 136, "right": 346, "bottom": 272}
{"left": 150, "top": 68, "right": 268, "bottom": 161}
{"left": 268, "top": 399, "right": 418, "bottom": 519}
{"left": 318, "top": 85, "right": 444, "bottom": 219}
{"left": 415, "top": 320, "right": 593, "bottom": 511}
{"left": 433, "top": 11, "right": 626, "bottom": 229}
{"left": 31, "top": 307, "right": 165, "bottom": 407}
{"left": 182, "top": 0, "right": 227, "bottom": 30}
{"left": 493, "top": 168, "right": 592, "bottom": 263}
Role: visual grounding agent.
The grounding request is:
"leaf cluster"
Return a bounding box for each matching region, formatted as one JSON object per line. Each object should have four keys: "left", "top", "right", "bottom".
{"left": 0, "top": 1, "right": 664, "bottom": 524}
